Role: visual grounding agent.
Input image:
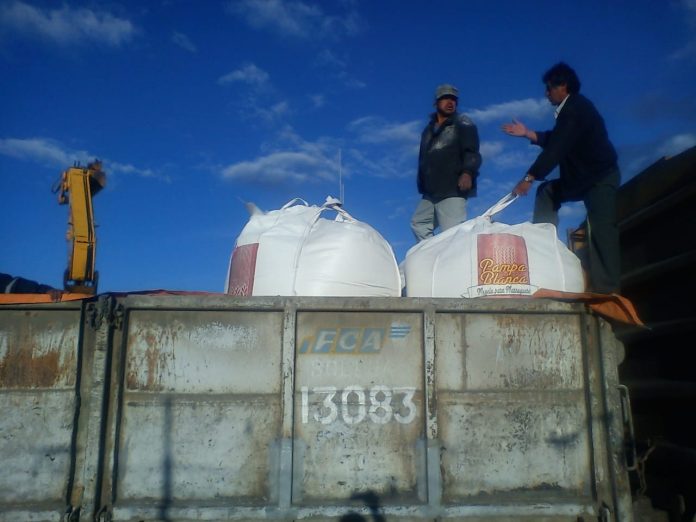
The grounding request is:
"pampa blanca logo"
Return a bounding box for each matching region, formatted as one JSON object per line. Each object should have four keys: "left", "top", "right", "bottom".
{"left": 466, "top": 233, "right": 538, "bottom": 297}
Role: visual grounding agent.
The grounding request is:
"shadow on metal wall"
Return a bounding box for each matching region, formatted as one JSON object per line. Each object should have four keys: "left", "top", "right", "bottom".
{"left": 158, "top": 396, "right": 173, "bottom": 522}
{"left": 339, "top": 490, "right": 386, "bottom": 521}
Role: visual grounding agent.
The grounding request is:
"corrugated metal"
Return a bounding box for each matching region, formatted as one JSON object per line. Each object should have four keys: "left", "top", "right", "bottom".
{"left": 0, "top": 295, "right": 632, "bottom": 521}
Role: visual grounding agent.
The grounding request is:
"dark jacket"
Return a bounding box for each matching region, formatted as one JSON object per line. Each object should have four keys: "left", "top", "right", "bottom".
{"left": 417, "top": 112, "right": 481, "bottom": 201}
{"left": 528, "top": 93, "right": 618, "bottom": 198}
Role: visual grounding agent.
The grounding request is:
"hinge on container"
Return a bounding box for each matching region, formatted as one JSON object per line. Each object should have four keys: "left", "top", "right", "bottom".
{"left": 618, "top": 384, "right": 638, "bottom": 471}
{"left": 96, "top": 505, "right": 112, "bottom": 522}
{"left": 61, "top": 506, "right": 80, "bottom": 522}
{"left": 87, "top": 295, "right": 124, "bottom": 331}
{"left": 598, "top": 503, "right": 611, "bottom": 522}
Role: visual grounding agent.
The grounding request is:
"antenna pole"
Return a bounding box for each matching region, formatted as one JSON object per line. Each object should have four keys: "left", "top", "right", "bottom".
{"left": 338, "top": 148, "right": 344, "bottom": 205}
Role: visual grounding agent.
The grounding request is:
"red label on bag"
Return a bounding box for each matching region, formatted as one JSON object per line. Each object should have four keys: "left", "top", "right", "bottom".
{"left": 474, "top": 234, "right": 533, "bottom": 296}
{"left": 226, "top": 243, "right": 259, "bottom": 296}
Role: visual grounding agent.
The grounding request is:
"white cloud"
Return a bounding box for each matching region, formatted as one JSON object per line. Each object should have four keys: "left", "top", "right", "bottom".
{"left": 221, "top": 125, "right": 340, "bottom": 184}
{"left": 0, "top": 137, "right": 87, "bottom": 165}
{"left": 340, "top": 75, "right": 367, "bottom": 89}
{"left": 316, "top": 48, "right": 346, "bottom": 69}
{"left": 558, "top": 201, "right": 586, "bottom": 219}
{"left": 108, "top": 162, "right": 169, "bottom": 181}
{"left": 315, "top": 48, "right": 366, "bottom": 89}
{"left": 227, "top": 94, "right": 291, "bottom": 123}
{"left": 253, "top": 100, "right": 290, "bottom": 121}
{"left": 342, "top": 116, "right": 545, "bottom": 182}
{"left": 172, "top": 31, "right": 197, "bottom": 52}
{"left": 222, "top": 150, "right": 335, "bottom": 183}
{"left": 479, "top": 140, "right": 539, "bottom": 172}
{"left": 0, "top": 1, "right": 135, "bottom": 46}
{"left": 218, "top": 63, "right": 270, "bottom": 86}
{"left": 226, "top": 0, "right": 361, "bottom": 40}
{"left": 467, "top": 98, "right": 551, "bottom": 124}
{"left": 670, "top": 0, "right": 696, "bottom": 60}
{"left": 0, "top": 137, "right": 166, "bottom": 180}
{"left": 347, "top": 116, "right": 421, "bottom": 145}
{"left": 622, "top": 132, "right": 696, "bottom": 178}
{"left": 343, "top": 145, "right": 416, "bottom": 180}
{"left": 670, "top": 41, "right": 696, "bottom": 60}
{"left": 657, "top": 133, "right": 696, "bottom": 157}
{"left": 480, "top": 141, "right": 504, "bottom": 158}
{"left": 310, "top": 94, "right": 325, "bottom": 108}
{"left": 217, "top": 66, "right": 289, "bottom": 122}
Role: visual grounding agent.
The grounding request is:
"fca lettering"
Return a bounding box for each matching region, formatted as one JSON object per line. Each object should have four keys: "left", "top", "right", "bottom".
{"left": 299, "top": 328, "right": 384, "bottom": 354}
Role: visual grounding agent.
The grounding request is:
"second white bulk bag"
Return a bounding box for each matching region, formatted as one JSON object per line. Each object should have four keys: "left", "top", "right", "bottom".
{"left": 403, "top": 194, "right": 585, "bottom": 297}
{"left": 226, "top": 197, "right": 401, "bottom": 297}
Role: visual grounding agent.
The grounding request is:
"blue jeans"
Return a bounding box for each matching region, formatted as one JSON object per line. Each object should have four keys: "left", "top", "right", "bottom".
{"left": 410, "top": 196, "right": 467, "bottom": 241}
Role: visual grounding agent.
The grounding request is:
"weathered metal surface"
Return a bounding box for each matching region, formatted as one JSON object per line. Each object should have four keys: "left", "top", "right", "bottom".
{"left": 0, "top": 309, "right": 79, "bottom": 389}
{"left": 0, "top": 296, "right": 633, "bottom": 521}
{"left": 436, "top": 313, "right": 590, "bottom": 503}
{"left": 112, "top": 310, "right": 284, "bottom": 510}
{"left": 293, "top": 311, "right": 425, "bottom": 504}
{"left": 0, "top": 308, "right": 80, "bottom": 514}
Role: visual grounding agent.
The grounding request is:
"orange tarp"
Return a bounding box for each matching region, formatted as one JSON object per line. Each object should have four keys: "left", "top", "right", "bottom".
{"left": 1, "top": 289, "right": 643, "bottom": 326}
{"left": 0, "top": 292, "right": 92, "bottom": 304}
{"left": 532, "top": 289, "right": 644, "bottom": 326}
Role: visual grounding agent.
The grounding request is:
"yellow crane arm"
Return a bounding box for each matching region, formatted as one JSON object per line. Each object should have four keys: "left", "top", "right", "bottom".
{"left": 54, "top": 161, "right": 106, "bottom": 294}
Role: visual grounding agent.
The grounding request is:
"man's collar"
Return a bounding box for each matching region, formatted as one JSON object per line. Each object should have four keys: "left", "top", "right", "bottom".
{"left": 554, "top": 94, "right": 571, "bottom": 119}
{"left": 431, "top": 111, "right": 457, "bottom": 125}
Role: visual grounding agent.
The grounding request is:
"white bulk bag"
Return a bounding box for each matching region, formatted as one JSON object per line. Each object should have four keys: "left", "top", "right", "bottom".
{"left": 225, "top": 197, "right": 401, "bottom": 297}
{"left": 403, "top": 194, "right": 584, "bottom": 297}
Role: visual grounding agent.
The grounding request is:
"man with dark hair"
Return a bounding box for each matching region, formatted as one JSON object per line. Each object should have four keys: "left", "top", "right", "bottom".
{"left": 411, "top": 84, "right": 482, "bottom": 241}
{"left": 502, "top": 62, "right": 621, "bottom": 294}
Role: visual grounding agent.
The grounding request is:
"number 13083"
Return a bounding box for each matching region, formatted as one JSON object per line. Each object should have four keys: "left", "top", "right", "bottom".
{"left": 300, "top": 385, "right": 417, "bottom": 425}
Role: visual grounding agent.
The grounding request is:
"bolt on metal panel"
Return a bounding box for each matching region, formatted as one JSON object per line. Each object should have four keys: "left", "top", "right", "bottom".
{"left": 0, "top": 308, "right": 81, "bottom": 513}
{"left": 293, "top": 311, "right": 426, "bottom": 505}
{"left": 112, "top": 310, "right": 285, "bottom": 509}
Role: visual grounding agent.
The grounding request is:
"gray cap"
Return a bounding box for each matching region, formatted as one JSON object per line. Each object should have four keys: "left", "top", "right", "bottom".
{"left": 435, "top": 84, "right": 459, "bottom": 101}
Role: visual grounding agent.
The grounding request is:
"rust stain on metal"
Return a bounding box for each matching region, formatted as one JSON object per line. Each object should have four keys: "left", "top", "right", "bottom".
{"left": 425, "top": 359, "right": 437, "bottom": 438}
{"left": 126, "top": 325, "right": 179, "bottom": 391}
{"left": 0, "top": 323, "right": 77, "bottom": 388}
{"left": 0, "top": 347, "right": 62, "bottom": 387}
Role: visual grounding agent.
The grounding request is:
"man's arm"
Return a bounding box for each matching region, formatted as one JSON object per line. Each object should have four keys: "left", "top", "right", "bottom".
{"left": 527, "top": 106, "right": 582, "bottom": 180}
{"left": 511, "top": 105, "right": 583, "bottom": 195}
{"left": 512, "top": 174, "right": 535, "bottom": 196}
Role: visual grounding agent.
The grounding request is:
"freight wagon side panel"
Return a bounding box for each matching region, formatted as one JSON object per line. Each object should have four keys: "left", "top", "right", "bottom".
{"left": 0, "top": 295, "right": 630, "bottom": 521}
{"left": 293, "top": 311, "right": 426, "bottom": 505}
{"left": 436, "top": 313, "right": 590, "bottom": 500}
{"left": 0, "top": 305, "right": 82, "bottom": 519}
{"left": 102, "top": 308, "right": 285, "bottom": 520}
{"left": 92, "top": 296, "right": 630, "bottom": 521}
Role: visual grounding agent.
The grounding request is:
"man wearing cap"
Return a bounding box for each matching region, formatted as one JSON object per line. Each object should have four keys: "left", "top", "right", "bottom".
{"left": 411, "top": 84, "right": 482, "bottom": 241}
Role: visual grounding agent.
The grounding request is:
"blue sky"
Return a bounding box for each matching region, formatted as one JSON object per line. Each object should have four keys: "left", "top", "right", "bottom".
{"left": 2, "top": 0, "right": 695, "bottom": 293}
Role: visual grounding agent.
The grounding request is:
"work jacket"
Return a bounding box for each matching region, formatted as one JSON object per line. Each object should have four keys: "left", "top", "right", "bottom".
{"left": 417, "top": 112, "right": 482, "bottom": 201}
